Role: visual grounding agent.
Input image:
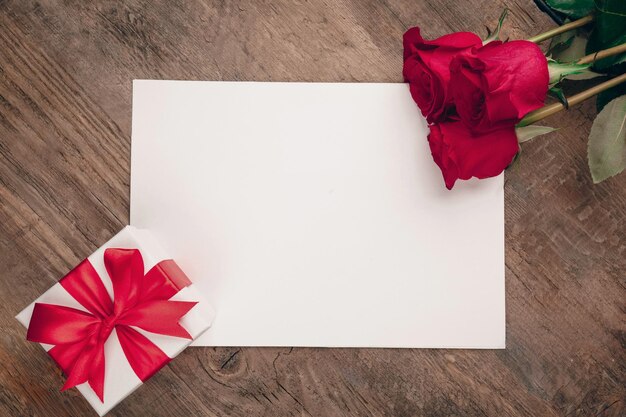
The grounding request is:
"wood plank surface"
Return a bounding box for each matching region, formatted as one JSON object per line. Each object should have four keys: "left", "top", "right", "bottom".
{"left": 0, "top": 1, "right": 624, "bottom": 416}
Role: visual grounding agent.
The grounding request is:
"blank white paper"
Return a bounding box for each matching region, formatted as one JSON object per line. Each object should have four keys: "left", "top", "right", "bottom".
{"left": 130, "top": 80, "right": 505, "bottom": 348}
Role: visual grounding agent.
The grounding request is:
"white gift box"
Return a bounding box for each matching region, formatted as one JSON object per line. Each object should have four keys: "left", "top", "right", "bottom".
{"left": 16, "top": 226, "right": 215, "bottom": 416}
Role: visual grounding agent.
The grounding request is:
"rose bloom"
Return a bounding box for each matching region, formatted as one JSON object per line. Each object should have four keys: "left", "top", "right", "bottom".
{"left": 449, "top": 40, "right": 549, "bottom": 132}
{"left": 428, "top": 121, "right": 519, "bottom": 189}
{"left": 403, "top": 27, "right": 481, "bottom": 123}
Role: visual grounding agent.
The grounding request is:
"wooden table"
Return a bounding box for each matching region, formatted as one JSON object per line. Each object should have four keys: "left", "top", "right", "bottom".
{"left": 1, "top": 1, "right": 624, "bottom": 416}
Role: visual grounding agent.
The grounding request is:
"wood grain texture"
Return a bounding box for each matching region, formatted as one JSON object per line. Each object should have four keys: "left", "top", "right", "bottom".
{"left": 0, "top": 0, "right": 624, "bottom": 416}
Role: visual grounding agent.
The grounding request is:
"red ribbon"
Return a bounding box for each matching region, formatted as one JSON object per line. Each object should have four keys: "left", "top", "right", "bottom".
{"left": 26, "top": 248, "right": 197, "bottom": 402}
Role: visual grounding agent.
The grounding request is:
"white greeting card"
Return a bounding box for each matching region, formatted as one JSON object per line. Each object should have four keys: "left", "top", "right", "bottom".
{"left": 130, "top": 80, "right": 505, "bottom": 348}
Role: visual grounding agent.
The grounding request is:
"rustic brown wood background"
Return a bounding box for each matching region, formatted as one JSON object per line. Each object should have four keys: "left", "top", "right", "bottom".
{"left": 1, "top": 0, "right": 624, "bottom": 416}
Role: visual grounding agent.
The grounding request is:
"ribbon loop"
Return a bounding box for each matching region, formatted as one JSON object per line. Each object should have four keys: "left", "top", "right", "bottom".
{"left": 27, "top": 304, "right": 100, "bottom": 345}
{"left": 104, "top": 248, "right": 145, "bottom": 316}
{"left": 60, "top": 260, "right": 113, "bottom": 319}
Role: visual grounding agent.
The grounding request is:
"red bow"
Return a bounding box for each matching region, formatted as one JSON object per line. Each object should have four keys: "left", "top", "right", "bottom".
{"left": 26, "top": 248, "right": 197, "bottom": 402}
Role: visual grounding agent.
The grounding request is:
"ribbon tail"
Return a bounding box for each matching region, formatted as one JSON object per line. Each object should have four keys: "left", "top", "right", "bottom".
{"left": 53, "top": 337, "right": 105, "bottom": 402}
{"left": 48, "top": 339, "right": 89, "bottom": 376}
{"left": 87, "top": 340, "right": 106, "bottom": 402}
{"left": 116, "top": 326, "right": 171, "bottom": 382}
{"left": 59, "top": 259, "right": 114, "bottom": 318}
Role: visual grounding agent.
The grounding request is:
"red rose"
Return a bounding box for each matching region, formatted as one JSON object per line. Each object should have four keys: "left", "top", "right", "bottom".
{"left": 403, "top": 27, "right": 482, "bottom": 123}
{"left": 449, "top": 40, "right": 549, "bottom": 132}
{"left": 428, "top": 121, "right": 519, "bottom": 189}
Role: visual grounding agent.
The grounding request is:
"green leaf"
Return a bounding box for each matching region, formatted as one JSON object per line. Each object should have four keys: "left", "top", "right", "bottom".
{"left": 547, "top": 59, "right": 600, "bottom": 85}
{"left": 548, "top": 29, "right": 576, "bottom": 55}
{"left": 587, "top": 95, "right": 626, "bottom": 183}
{"left": 590, "top": 0, "right": 626, "bottom": 43}
{"left": 549, "top": 86, "right": 568, "bottom": 105}
{"left": 597, "top": 83, "right": 626, "bottom": 112}
{"left": 516, "top": 125, "right": 558, "bottom": 143}
{"left": 545, "top": 0, "right": 595, "bottom": 18}
{"left": 586, "top": 0, "right": 626, "bottom": 71}
{"left": 551, "top": 32, "right": 589, "bottom": 62}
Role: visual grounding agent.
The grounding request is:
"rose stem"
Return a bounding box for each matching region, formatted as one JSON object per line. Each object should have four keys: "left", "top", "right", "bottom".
{"left": 527, "top": 15, "right": 594, "bottom": 43}
{"left": 518, "top": 73, "right": 626, "bottom": 126}
{"left": 576, "top": 42, "right": 626, "bottom": 65}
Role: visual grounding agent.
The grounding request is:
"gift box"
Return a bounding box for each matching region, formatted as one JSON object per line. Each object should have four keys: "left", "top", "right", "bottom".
{"left": 16, "top": 226, "right": 215, "bottom": 416}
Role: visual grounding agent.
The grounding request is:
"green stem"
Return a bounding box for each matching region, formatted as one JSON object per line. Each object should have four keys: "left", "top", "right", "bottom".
{"left": 547, "top": 42, "right": 626, "bottom": 85}
{"left": 527, "top": 15, "right": 594, "bottom": 43}
{"left": 519, "top": 73, "right": 626, "bottom": 126}
{"left": 576, "top": 42, "right": 626, "bottom": 64}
